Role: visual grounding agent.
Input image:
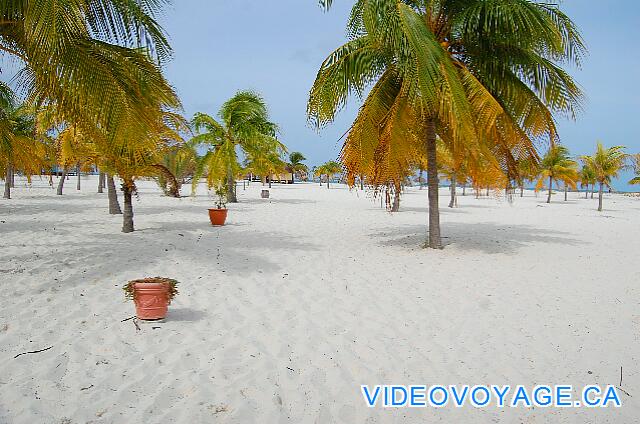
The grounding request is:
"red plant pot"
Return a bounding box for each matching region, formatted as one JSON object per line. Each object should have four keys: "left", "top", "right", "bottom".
{"left": 133, "top": 282, "right": 170, "bottom": 320}
{"left": 208, "top": 208, "right": 228, "bottom": 226}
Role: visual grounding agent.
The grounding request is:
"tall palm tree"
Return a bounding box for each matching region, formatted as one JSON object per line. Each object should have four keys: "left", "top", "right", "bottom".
{"left": 310, "top": 0, "right": 584, "bottom": 248}
{"left": 191, "top": 91, "right": 281, "bottom": 202}
{"left": 535, "top": 145, "right": 578, "bottom": 204}
{"left": 0, "top": 84, "right": 45, "bottom": 199}
{"left": 578, "top": 163, "right": 596, "bottom": 199}
{"left": 581, "top": 143, "right": 627, "bottom": 211}
{"left": 287, "top": 152, "right": 308, "bottom": 182}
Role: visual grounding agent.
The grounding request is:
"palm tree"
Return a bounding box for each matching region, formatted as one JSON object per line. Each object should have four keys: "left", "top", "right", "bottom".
{"left": 628, "top": 154, "right": 640, "bottom": 186}
{"left": 287, "top": 152, "right": 308, "bottom": 182}
{"left": 310, "top": 0, "right": 584, "bottom": 248}
{"left": 1, "top": 1, "right": 177, "bottom": 151}
{"left": 191, "top": 91, "right": 281, "bottom": 202}
{"left": 156, "top": 144, "right": 198, "bottom": 197}
{"left": 578, "top": 163, "right": 596, "bottom": 199}
{"left": 581, "top": 143, "right": 627, "bottom": 211}
{"left": 0, "top": 85, "right": 45, "bottom": 199}
{"left": 535, "top": 145, "right": 578, "bottom": 204}
{"left": 315, "top": 161, "right": 342, "bottom": 188}
{"left": 516, "top": 158, "right": 540, "bottom": 197}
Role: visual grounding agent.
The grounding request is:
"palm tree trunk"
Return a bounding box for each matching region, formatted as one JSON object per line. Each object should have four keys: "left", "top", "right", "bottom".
{"left": 326, "top": 174, "right": 330, "bottom": 189}
{"left": 3, "top": 162, "right": 11, "bottom": 199}
{"left": 10, "top": 166, "right": 14, "bottom": 188}
{"left": 598, "top": 181, "right": 604, "bottom": 212}
{"left": 520, "top": 184, "right": 524, "bottom": 197}
{"left": 418, "top": 169, "right": 423, "bottom": 190}
{"left": 448, "top": 173, "right": 457, "bottom": 208}
{"left": 107, "top": 174, "right": 122, "bottom": 214}
{"left": 564, "top": 183, "right": 568, "bottom": 201}
{"left": 57, "top": 168, "right": 67, "bottom": 195}
{"left": 121, "top": 180, "right": 135, "bottom": 233}
{"left": 391, "top": 186, "right": 401, "bottom": 212}
{"left": 98, "top": 172, "right": 105, "bottom": 193}
{"left": 584, "top": 187, "right": 588, "bottom": 199}
{"left": 462, "top": 182, "right": 466, "bottom": 196}
{"left": 591, "top": 184, "right": 594, "bottom": 199}
{"left": 226, "top": 167, "right": 237, "bottom": 203}
{"left": 360, "top": 174, "right": 364, "bottom": 190}
{"left": 425, "top": 119, "right": 442, "bottom": 249}
{"left": 547, "top": 176, "right": 553, "bottom": 203}
{"left": 76, "top": 163, "right": 81, "bottom": 190}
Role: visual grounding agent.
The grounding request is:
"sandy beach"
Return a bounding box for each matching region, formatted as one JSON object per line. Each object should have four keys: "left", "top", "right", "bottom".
{"left": 1, "top": 176, "right": 639, "bottom": 423}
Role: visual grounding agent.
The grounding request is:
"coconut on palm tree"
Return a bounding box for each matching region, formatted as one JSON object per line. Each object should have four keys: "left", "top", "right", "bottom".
{"left": 535, "top": 145, "right": 578, "bottom": 204}
{"left": 310, "top": 0, "right": 584, "bottom": 248}
{"left": 581, "top": 143, "right": 627, "bottom": 211}
{"left": 191, "top": 91, "right": 282, "bottom": 202}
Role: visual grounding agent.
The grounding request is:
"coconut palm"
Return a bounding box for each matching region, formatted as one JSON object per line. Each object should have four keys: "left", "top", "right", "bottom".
{"left": 0, "top": 85, "right": 45, "bottom": 199}
{"left": 535, "top": 145, "right": 578, "bottom": 204}
{"left": 315, "top": 160, "right": 343, "bottom": 188}
{"left": 628, "top": 154, "right": 640, "bottom": 186}
{"left": 516, "top": 158, "right": 540, "bottom": 197}
{"left": 310, "top": 0, "right": 584, "bottom": 248}
{"left": 244, "top": 140, "right": 288, "bottom": 188}
{"left": 287, "top": 152, "right": 308, "bottom": 182}
{"left": 156, "top": 143, "right": 198, "bottom": 197}
{"left": 581, "top": 143, "right": 627, "bottom": 211}
{"left": 578, "top": 163, "right": 596, "bottom": 199}
{"left": 1, "top": 0, "right": 177, "bottom": 148}
{"left": 191, "top": 91, "right": 281, "bottom": 202}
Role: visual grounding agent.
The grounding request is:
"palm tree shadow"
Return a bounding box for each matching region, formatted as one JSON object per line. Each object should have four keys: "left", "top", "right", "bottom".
{"left": 369, "top": 222, "right": 586, "bottom": 254}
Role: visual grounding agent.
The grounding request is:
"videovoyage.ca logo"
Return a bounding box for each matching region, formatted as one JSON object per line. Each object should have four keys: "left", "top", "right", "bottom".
{"left": 361, "top": 385, "right": 622, "bottom": 408}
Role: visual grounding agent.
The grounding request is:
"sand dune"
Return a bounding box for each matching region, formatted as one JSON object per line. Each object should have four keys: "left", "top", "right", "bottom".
{"left": 1, "top": 176, "right": 638, "bottom": 423}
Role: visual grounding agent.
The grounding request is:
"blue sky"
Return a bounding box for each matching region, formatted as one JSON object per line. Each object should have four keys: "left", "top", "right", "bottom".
{"left": 158, "top": 0, "right": 639, "bottom": 190}
{"left": 1, "top": 1, "right": 637, "bottom": 189}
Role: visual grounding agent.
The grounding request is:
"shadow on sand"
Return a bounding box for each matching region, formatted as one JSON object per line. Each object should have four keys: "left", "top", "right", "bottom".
{"left": 369, "top": 221, "right": 586, "bottom": 254}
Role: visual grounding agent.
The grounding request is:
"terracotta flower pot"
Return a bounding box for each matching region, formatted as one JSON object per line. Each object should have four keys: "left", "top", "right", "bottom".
{"left": 132, "top": 282, "right": 170, "bottom": 320}
{"left": 208, "top": 208, "right": 228, "bottom": 226}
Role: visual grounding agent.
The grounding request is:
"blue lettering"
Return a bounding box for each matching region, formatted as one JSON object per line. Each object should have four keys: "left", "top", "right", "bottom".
{"left": 429, "top": 386, "right": 449, "bottom": 407}
{"left": 450, "top": 385, "right": 469, "bottom": 407}
{"left": 511, "top": 385, "right": 532, "bottom": 407}
{"left": 583, "top": 385, "right": 601, "bottom": 407}
{"left": 533, "top": 386, "right": 552, "bottom": 406}
{"left": 361, "top": 385, "right": 381, "bottom": 407}
{"left": 390, "top": 386, "right": 408, "bottom": 407}
{"left": 602, "top": 386, "right": 621, "bottom": 407}
{"left": 471, "top": 386, "right": 491, "bottom": 407}
{"left": 492, "top": 385, "right": 509, "bottom": 407}
{"left": 555, "top": 385, "right": 573, "bottom": 407}
{"left": 410, "top": 386, "right": 427, "bottom": 407}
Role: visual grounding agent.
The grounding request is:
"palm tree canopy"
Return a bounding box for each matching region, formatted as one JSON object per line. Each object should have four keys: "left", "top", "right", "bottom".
{"left": 191, "top": 91, "right": 283, "bottom": 190}
{"left": 1, "top": 0, "right": 179, "bottom": 149}
{"left": 535, "top": 144, "right": 578, "bottom": 189}
{"left": 581, "top": 142, "right": 627, "bottom": 185}
{"left": 309, "top": 0, "right": 584, "bottom": 193}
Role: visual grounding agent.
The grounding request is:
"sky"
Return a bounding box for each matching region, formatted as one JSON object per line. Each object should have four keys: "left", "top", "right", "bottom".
{"left": 3, "top": 1, "right": 639, "bottom": 190}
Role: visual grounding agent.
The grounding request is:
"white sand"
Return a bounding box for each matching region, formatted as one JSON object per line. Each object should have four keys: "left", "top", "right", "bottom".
{"left": 1, "top": 175, "right": 639, "bottom": 423}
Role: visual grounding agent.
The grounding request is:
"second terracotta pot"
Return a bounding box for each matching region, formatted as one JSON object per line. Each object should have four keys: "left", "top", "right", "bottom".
{"left": 208, "top": 208, "right": 228, "bottom": 226}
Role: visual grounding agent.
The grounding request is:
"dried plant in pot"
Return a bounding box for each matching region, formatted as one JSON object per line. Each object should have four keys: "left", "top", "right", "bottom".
{"left": 123, "top": 277, "right": 179, "bottom": 321}
{"left": 208, "top": 184, "right": 228, "bottom": 226}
